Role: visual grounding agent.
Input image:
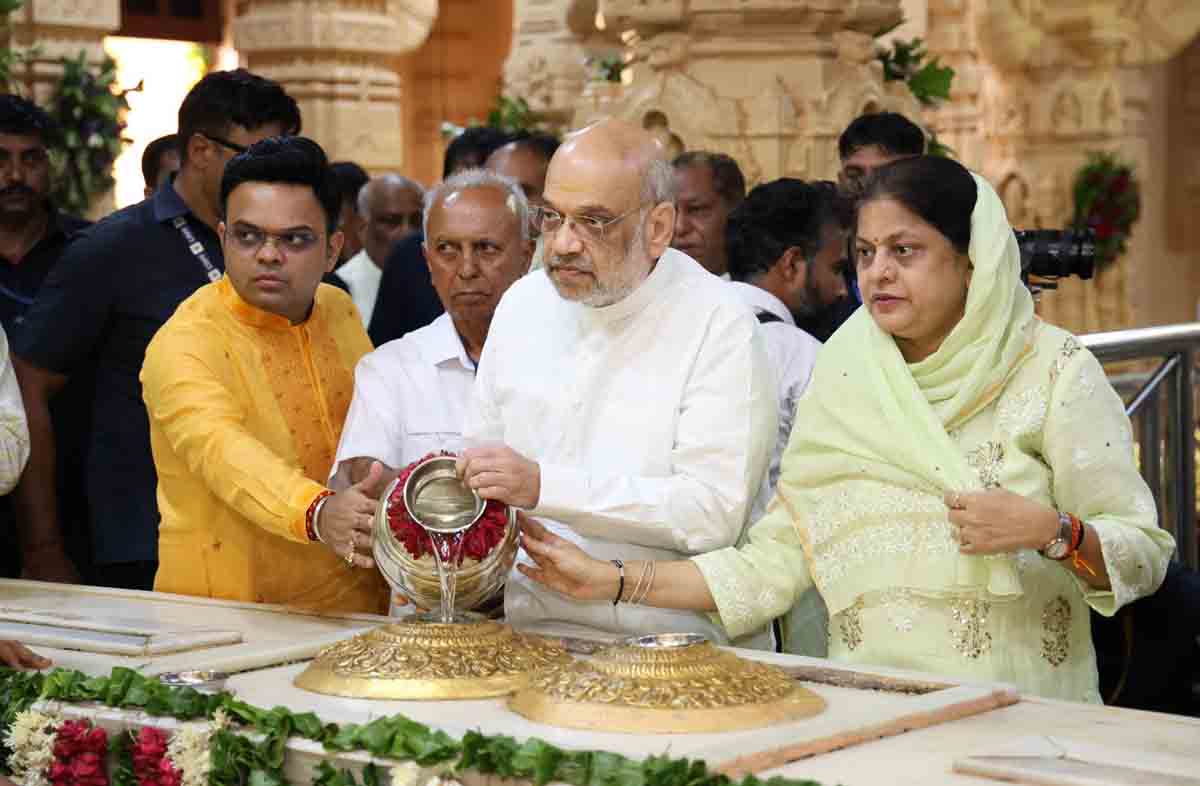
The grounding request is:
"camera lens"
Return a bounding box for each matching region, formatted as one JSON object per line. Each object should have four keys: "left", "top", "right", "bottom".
{"left": 1015, "top": 229, "right": 1096, "bottom": 281}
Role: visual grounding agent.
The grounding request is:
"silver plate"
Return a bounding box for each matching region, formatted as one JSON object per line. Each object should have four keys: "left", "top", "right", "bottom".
{"left": 621, "top": 632, "right": 708, "bottom": 649}
{"left": 157, "top": 670, "right": 229, "bottom": 693}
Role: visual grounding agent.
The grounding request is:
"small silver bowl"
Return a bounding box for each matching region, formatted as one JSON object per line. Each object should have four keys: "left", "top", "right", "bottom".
{"left": 621, "top": 632, "right": 709, "bottom": 649}
{"left": 374, "top": 458, "right": 519, "bottom": 612}
{"left": 157, "top": 670, "right": 229, "bottom": 694}
{"left": 403, "top": 455, "right": 485, "bottom": 533}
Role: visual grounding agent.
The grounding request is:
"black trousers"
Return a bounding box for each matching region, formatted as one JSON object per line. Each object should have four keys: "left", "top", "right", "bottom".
{"left": 92, "top": 560, "right": 158, "bottom": 592}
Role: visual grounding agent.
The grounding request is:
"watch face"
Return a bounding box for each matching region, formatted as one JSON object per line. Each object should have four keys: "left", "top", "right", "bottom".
{"left": 1044, "top": 540, "right": 1069, "bottom": 560}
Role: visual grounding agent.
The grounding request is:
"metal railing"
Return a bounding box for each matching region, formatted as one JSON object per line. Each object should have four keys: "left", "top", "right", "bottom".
{"left": 1082, "top": 323, "right": 1199, "bottom": 568}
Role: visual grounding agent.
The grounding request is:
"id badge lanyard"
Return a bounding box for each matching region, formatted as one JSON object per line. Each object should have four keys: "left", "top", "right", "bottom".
{"left": 171, "top": 216, "right": 223, "bottom": 283}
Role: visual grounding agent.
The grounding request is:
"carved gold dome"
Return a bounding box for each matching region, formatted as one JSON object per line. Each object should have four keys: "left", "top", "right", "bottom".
{"left": 509, "top": 633, "right": 825, "bottom": 733}
{"left": 294, "top": 616, "right": 569, "bottom": 700}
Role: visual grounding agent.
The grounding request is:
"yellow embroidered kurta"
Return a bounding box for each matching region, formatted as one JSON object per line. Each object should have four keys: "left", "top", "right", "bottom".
{"left": 142, "top": 277, "right": 387, "bottom": 614}
{"left": 693, "top": 323, "right": 1175, "bottom": 703}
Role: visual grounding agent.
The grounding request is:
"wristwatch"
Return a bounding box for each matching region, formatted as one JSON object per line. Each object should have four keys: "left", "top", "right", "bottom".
{"left": 1040, "top": 512, "right": 1072, "bottom": 560}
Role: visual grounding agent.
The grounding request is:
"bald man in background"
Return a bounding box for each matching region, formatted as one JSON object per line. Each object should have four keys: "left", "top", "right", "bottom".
{"left": 337, "top": 174, "right": 424, "bottom": 327}
{"left": 459, "top": 119, "right": 776, "bottom": 647}
{"left": 486, "top": 133, "right": 558, "bottom": 270}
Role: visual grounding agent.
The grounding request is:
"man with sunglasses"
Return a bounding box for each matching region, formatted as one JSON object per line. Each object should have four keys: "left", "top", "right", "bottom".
{"left": 140, "top": 136, "right": 387, "bottom": 613}
{"left": 457, "top": 119, "right": 776, "bottom": 647}
{"left": 12, "top": 70, "right": 300, "bottom": 592}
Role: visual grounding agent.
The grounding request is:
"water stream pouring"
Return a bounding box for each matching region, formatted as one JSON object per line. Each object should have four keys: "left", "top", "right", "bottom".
{"left": 402, "top": 455, "right": 485, "bottom": 623}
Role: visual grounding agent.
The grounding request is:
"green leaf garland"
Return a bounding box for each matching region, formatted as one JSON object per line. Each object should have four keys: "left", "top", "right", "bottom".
{"left": 0, "top": 667, "right": 829, "bottom": 786}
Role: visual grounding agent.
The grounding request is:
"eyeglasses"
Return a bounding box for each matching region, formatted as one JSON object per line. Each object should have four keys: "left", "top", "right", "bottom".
{"left": 534, "top": 204, "right": 641, "bottom": 243}
{"left": 226, "top": 224, "right": 321, "bottom": 255}
{"left": 200, "top": 132, "right": 248, "bottom": 155}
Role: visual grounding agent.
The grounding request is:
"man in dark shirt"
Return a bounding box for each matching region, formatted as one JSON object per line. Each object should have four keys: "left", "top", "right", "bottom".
{"left": 0, "top": 95, "right": 92, "bottom": 580}
{"left": 12, "top": 70, "right": 301, "bottom": 590}
{"left": 367, "top": 127, "right": 511, "bottom": 345}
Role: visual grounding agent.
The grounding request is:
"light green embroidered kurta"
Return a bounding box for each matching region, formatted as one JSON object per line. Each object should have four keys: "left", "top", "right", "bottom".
{"left": 694, "top": 322, "right": 1174, "bottom": 703}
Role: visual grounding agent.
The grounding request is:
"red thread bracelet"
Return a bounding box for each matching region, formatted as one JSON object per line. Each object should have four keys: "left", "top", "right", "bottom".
{"left": 305, "top": 489, "right": 335, "bottom": 542}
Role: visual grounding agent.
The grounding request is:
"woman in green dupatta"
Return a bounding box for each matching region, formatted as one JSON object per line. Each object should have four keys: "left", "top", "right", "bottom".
{"left": 517, "top": 156, "right": 1174, "bottom": 703}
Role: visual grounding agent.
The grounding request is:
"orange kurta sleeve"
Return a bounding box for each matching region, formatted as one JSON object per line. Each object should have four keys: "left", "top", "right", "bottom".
{"left": 142, "top": 318, "right": 325, "bottom": 544}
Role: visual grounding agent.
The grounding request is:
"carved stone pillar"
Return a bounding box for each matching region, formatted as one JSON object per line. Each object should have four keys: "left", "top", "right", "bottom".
{"left": 504, "top": 0, "right": 593, "bottom": 129}
{"left": 232, "top": 0, "right": 437, "bottom": 173}
{"left": 569, "top": 0, "right": 921, "bottom": 185}
{"left": 3, "top": 0, "right": 121, "bottom": 104}
{"left": 972, "top": 0, "right": 1200, "bottom": 334}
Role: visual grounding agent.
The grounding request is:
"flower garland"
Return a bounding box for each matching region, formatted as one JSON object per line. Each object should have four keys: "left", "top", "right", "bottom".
{"left": 5, "top": 712, "right": 108, "bottom": 786}
{"left": 0, "top": 667, "right": 827, "bottom": 786}
{"left": 1071, "top": 151, "right": 1140, "bottom": 270}
{"left": 386, "top": 453, "right": 508, "bottom": 563}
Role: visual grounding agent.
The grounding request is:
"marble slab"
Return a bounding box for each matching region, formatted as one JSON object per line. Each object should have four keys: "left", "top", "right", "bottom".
{"left": 0, "top": 579, "right": 388, "bottom": 674}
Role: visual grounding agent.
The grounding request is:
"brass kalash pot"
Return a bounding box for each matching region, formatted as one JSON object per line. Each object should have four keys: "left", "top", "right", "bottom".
{"left": 295, "top": 456, "right": 568, "bottom": 699}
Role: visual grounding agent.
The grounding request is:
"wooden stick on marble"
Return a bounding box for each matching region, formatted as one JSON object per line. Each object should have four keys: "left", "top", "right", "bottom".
{"left": 715, "top": 687, "right": 1019, "bottom": 778}
{"left": 776, "top": 664, "right": 952, "bottom": 695}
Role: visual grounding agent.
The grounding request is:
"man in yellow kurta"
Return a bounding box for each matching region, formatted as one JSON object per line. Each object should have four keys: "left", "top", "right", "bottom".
{"left": 142, "top": 136, "right": 387, "bottom": 614}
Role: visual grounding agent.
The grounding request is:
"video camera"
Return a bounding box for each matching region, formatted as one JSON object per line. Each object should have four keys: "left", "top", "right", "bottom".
{"left": 1016, "top": 228, "right": 1096, "bottom": 296}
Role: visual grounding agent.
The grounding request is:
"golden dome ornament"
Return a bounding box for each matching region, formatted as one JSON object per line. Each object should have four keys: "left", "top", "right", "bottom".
{"left": 509, "top": 633, "right": 825, "bottom": 733}
{"left": 293, "top": 613, "right": 568, "bottom": 700}
{"left": 295, "top": 455, "right": 569, "bottom": 700}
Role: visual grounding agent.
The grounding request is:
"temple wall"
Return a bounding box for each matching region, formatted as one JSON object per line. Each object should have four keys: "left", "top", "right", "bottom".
{"left": 499, "top": 0, "right": 1200, "bottom": 332}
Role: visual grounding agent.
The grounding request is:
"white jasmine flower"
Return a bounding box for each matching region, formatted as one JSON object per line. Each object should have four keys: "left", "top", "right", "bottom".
{"left": 424, "top": 776, "right": 464, "bottom": 786}
{"left": 390, "top": 761, "right": 422, "bottom": 786}
{"left": 5, "top": 710, "right": 59, "bottom": 786}
{"left": 210, "top": 708, "right": 232, "bottom": 730}
{"left": 166, "top": 723, "right": 214, "bottom": 786}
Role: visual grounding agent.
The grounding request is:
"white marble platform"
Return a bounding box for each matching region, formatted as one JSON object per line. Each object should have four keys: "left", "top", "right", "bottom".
{"left": 7, "top": 579, "right": 1200, "bottom": 786}
{"left": 0, "top": 579, "right": 388, "bottom": 675}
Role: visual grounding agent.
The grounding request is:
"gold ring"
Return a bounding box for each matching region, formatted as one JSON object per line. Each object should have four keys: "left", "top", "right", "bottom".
{"left": 345, "top": 549, "right": 355, "bottom": 567}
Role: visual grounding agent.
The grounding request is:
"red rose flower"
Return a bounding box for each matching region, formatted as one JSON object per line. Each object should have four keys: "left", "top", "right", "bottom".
{"left": 49, "top": 721, "right": 109, "bottom": 786}
{"left": 386, "top": 452, "right": 508, "bottom": 563}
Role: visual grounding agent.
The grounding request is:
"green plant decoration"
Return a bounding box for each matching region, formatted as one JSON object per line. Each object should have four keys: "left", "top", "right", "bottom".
{"left": 875, "top": 32, "right": 957, "bottom": 158}
{"left": 876, "top": 38, "right": 954, "bottom": 106}
{"left": 0, "top": 0, "right": 41, "bottom": 91}
{"left": 47, "top": 52, "right": 136, "bottom": 216}
{"left": 585, "top": 53, "right": 625, "bottom": 83}
{"left": 486, "top": 94, "right": 537, "bottom": 133}
{"left": 1071, "top": 152, "right": 1140, "bottom": 270}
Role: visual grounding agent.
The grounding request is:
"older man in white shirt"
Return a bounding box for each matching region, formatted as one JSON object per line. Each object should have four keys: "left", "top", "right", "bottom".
{"left": 337, "top": 174, "right": 424, "bottom": 328}
{"left": 457, "top": 119, "right": 776, "bottom": 646}
{"left": 330, "top": 169, "right": 533, "bottom": 489}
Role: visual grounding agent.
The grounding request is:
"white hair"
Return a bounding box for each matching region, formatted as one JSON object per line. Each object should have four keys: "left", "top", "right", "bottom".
{"left": 357, "top": 174, "right": 425, "bottom": 217}
{"left": 422, "top": 168, "right": 530, "bottom": 242}
{"left": 641, "top": 157, "right": 676, "bottom": 205}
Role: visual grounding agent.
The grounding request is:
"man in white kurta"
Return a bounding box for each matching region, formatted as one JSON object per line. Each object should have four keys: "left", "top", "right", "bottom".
{"left": 728, "top": 281, "right": 819, "bottom": 524}
{"left": 0, "top": 325, "right": 30, "bottom": 494}
{"left": 459, "top": 120, "right": 776, "bottom": 645}
{"left": 331, "top": 170, "right": 533, "bottom": 489}
{"left": 336, "top": 175, "right": 424, "bottom": 328}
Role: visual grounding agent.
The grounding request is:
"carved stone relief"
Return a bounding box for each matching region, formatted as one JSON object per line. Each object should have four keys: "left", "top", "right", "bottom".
{"left": 232, "top": 0, "right": 437, "bottom": 173}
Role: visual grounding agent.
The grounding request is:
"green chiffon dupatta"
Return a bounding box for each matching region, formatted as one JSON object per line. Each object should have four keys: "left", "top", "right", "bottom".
{"left": 779, "top": 173, "right": 1037, "bottom": 617}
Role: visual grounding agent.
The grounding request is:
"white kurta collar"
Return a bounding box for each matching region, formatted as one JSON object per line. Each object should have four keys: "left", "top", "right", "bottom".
{"left": 419, "top": 312, "right": 476, "bottom": 371}
{"left": 728, "top": 281, "right": 795, "bottom": 326}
